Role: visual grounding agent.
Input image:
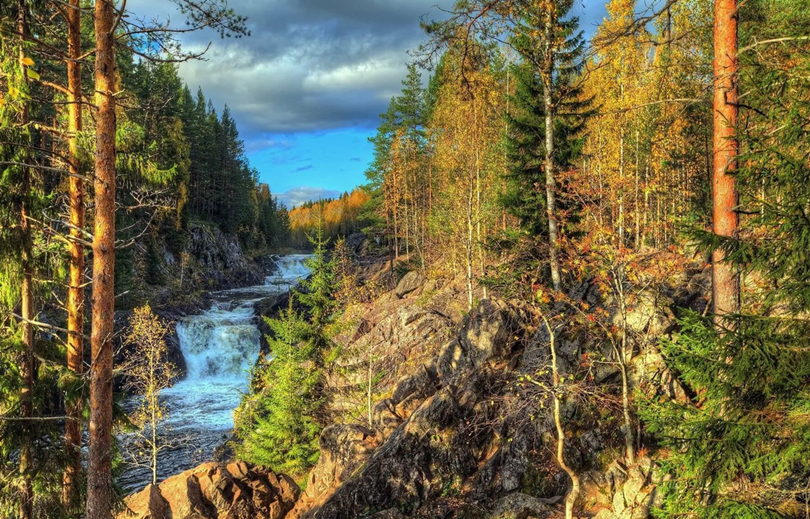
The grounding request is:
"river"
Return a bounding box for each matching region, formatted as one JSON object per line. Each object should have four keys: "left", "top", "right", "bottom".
{"left": 118, "top": 254, "right": 311, "bottom": 492}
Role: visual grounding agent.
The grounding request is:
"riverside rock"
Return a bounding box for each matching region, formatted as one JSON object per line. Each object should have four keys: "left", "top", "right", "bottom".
{"left": 118, "top": 462, "right": 300, "bottom": 519}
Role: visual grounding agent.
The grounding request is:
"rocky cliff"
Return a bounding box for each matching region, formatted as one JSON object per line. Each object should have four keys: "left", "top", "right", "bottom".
{"left": 280, "top": 251, "right": 707, "bottom": 519}
{"left": 124, "top": 221, "right": 266, "bottom": 310}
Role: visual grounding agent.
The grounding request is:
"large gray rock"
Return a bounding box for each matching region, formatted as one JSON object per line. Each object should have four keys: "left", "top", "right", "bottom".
{"left": 395, "top": 271, "right": 425, "bottom": 298}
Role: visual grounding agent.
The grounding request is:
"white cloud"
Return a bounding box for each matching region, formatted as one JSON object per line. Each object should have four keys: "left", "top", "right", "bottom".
{"left": 278, "top": 186, "right": 341, "bottom": 208}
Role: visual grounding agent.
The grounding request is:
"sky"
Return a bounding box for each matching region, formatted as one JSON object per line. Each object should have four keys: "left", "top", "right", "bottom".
{"left": 133, "top": 0, "right": 617, "bottom": 208}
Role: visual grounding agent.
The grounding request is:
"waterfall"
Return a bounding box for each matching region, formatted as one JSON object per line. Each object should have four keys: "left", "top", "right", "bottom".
{"left": 166, "top": 254, "right": 312, "bottom": 430}
{"left": 119, "top": 254, "right": 311, "bottom": 491}
{"left": 176, "top": 304, "right": 261, "bottom": 380}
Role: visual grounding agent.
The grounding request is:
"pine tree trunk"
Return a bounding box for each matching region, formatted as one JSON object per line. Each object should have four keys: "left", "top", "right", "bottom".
{"left": 63, "top": 0, "right": 84, "bottom": 509}
{"left": 87, "top": 1, "right": 117, "bottom": 517}
{"left": 542, "top": 9, "right": 561, "bottom": 292}
{"left": 17, "top": 4, "right": 34, "bottom": 517}
{"left": 712, "top": 0, "right": 740, "bottom": 319}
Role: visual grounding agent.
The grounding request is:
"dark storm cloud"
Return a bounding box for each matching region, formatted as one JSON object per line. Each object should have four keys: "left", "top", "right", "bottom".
{"left": 134, "top": 0, "right": 451, "bottom": 136}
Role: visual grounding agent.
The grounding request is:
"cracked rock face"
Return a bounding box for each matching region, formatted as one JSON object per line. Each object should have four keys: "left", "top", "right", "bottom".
{"left": 118, "top": 461, "right": 300, "bottom": 519}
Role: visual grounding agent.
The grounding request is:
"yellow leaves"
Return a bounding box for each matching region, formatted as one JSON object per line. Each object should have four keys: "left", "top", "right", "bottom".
{"left": 534, "top": 287, "right": 551, "bottom": 304}
{"left": 288, "top": 188, "right": 369, "bottom": 236}
{"left": 25, "top": 68, "right": 39, "bottom": 81}
{"left": 21, "top": 56, "right": 34, "bottom": 67}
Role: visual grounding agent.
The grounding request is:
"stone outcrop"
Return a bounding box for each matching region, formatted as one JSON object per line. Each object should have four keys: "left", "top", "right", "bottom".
{"left": 395, "top": 271, "right": 426, "bottom": 298}
{"left": 185, "top": 222, "right": 264, "bottom": 290}
{"left": 286, "top": 257, "right": 709, "bottom": 519}
{"left": 118, "top": 461, "right": 300, "bottom": 519}
{"left": 292, "top": 298, "right": 523, "bottom": 519}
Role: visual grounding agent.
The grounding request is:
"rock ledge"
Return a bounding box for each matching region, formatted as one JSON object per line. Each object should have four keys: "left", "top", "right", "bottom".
{"left": 118, "top": 461, "right": 300, "bottom": 519}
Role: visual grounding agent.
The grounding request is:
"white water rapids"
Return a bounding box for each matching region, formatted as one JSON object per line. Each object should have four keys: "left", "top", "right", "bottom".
{"left": 119, "top": 254, "right": 311, "bottom": 492}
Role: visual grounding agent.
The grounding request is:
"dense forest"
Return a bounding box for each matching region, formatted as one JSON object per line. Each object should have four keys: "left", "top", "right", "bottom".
{"left": 0, "top": 1, "right": 290, "bottom": 517}
{"left": 2, "top": 0, "right": 810, "bottom": 518}
{"left": 350, "top": 0, "right": 810, "bottom": 516}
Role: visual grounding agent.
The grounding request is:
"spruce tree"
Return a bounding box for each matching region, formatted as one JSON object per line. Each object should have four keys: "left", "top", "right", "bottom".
{"left": 235, "top": 231, "right": 335, "bottom": 476}
{"left": 297, "top": 224, "right": 336, "bottom": 359}
{"left": 640, "top": 2, "right": 810, "bottom": 516}
{"left": 502, "top": 2, "right": 590, "bottom": 239}
{"left": 235, "top": 303, "right": 322, "bottom": 476}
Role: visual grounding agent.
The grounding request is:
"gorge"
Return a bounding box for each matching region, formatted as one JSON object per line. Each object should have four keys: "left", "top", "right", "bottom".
{"left": 119, "top": 255, "right": 312, "bottom": 493}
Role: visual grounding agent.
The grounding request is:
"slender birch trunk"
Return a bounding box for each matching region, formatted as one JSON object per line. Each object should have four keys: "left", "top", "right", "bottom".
{"left": 542, "top": 7, "right": 561, "bottom": 291}
{"left": 541, "top": 315, "right": 580, "bottom": 519}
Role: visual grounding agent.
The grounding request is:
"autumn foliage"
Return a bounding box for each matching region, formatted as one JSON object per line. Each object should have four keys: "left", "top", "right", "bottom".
{"left": 288, "top": 188, "right": 369, "bottom": 248}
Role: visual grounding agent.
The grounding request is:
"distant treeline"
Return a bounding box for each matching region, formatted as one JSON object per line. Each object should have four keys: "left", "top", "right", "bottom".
{"left": 288, "top": 188, "right": 369, "bottom": 249}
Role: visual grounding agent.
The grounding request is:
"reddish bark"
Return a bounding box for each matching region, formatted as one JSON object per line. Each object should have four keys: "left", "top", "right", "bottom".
{"left": 712, "top": 0, "right": 741, "bottom": 318}
{"left": 87, "top": 0, "right": 117, "bottom": 517}
{"left": 63, "top": 0, "right": 84, "bottom": 509}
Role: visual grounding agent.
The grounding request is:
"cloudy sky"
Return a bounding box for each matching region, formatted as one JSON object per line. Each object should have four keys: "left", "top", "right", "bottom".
{"left": 134, "top": 0, "right": 614, "bottom": 208}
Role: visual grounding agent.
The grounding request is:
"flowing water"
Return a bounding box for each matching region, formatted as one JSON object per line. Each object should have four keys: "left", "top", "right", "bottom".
{"left": 118, "top": 254, "right": 311, "bottom": 492}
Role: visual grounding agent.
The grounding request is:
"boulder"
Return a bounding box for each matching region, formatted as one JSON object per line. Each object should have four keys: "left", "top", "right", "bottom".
{"left": 158, "top": 469, "right": 211, "bottom": 519}
{"left": 118, "top": 462, "right": 300, "bottom": 519}
{"left": 488, "top": 493, "right": 554, "bottom": 519}
{"left": 119, "top": 484, "right": 169, "bottom": 519}
{"left": 395, "top": 271, "right": 425, "bottom": 298}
